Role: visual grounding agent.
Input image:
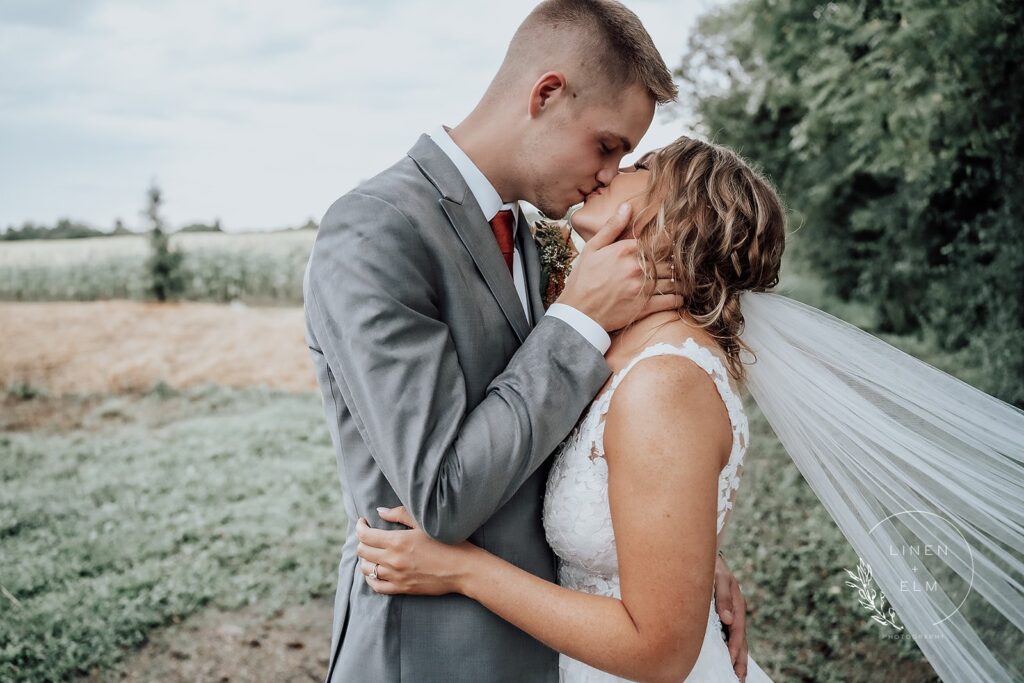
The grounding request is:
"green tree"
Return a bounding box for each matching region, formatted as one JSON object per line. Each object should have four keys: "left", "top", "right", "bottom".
{"left": 1, "top": 219, "right": 104, "bottom": 240}
{"left": 679, "top": 0, "right": 1024, "bottom": 405}
{"left": 143, "top": 183, "right": 185, "bottom": 301}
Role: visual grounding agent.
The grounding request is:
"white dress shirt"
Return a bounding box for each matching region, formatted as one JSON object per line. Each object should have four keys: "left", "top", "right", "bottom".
{"left": 430, "top": 126, "right": 610, "bottom": 354}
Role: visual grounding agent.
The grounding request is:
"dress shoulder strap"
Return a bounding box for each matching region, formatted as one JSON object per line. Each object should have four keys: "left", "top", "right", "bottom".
{"left": 597, "top": 338, "right": 749, "bottom": 465}
{"left": 583, "top": 338, "right": 750, "bottom": 533}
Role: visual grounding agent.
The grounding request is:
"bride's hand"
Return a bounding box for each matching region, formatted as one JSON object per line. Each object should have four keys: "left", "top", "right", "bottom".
{"left": 355, "top": 506, "right": 480, "bottom": 596}
{"left": 714, "top": 554, "right": 749, "bottom": 681}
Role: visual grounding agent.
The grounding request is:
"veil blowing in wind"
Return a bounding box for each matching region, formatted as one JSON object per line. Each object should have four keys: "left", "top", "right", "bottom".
{"left": 738, "top": 291, "right": 1023, "bottom": 682}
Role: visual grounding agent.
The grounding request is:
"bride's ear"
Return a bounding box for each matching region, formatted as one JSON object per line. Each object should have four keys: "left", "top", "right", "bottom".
{"left": 528, "top": 72, "right": 569, "bottom": 118}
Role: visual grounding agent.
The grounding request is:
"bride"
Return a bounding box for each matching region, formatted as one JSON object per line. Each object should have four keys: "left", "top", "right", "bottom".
{"left": 353, "top": 136, "right": 1024, "bottom": 682}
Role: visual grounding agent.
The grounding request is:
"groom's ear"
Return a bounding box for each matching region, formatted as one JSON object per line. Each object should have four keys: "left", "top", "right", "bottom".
{"left": 528, "top": 71, "right": 569, "bottom": 118}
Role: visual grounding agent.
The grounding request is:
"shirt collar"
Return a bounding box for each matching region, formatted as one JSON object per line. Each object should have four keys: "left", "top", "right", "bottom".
{"left": 430, "top": 126, "right": 518, "bottom": 233}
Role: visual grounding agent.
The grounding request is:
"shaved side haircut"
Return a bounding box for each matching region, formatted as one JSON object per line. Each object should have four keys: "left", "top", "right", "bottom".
{"left": 488, "top": 0, "right": 678, "bottom": 105}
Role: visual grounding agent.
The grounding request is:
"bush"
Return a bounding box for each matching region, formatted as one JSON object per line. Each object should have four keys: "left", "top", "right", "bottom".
{"left": 678, "top": 0, "right": 1024, "bottom": 405}
{"left": 1, "top": 219, "right": 106, "bottom": 241}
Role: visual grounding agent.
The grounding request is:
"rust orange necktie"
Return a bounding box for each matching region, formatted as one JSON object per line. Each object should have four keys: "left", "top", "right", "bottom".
{"left": 489, "top": 210, "right": 515, "bottom": 275}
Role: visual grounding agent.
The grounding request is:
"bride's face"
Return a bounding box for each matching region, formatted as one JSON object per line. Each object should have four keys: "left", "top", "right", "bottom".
{"left": 569, "top": 153, "right": 654, "bottom": 242}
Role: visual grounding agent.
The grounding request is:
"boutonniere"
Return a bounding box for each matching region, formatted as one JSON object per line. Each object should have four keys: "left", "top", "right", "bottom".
{"left": 530, "top": 218, "right": 578, "bottom": 310}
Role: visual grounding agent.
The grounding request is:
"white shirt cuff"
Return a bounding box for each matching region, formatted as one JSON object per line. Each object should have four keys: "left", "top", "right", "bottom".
{"left": 545, "top": 303, "right": 611, "bottom": 355}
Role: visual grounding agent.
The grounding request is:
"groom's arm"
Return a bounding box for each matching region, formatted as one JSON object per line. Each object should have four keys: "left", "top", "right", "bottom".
{"left": 305, "top": 191, "right": 610, "bottom": 544}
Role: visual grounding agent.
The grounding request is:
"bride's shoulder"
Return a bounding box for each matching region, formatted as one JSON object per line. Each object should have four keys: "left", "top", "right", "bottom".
{"left": 603, "top": 353, "right": 733, "bottom": 466}
{"left": 606, "top": 348, "right": 729, "bottom": 422}
{"left": 602, "top": 317, "right": 735, "bottom": 464}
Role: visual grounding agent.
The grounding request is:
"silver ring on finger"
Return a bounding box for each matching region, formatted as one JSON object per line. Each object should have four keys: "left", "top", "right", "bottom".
{"left": 370, "top": 562, "right": 380, "bottom": 581}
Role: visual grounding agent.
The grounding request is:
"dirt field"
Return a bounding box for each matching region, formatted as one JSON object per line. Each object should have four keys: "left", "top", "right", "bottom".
{"left": 92, "top": 599, "right": 335, "bottom": 683}
{"left": 0, "top": 301, "right": 317, "bottom": 394}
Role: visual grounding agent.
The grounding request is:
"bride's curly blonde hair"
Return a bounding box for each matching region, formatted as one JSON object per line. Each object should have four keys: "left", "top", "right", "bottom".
{"left": 632, "top": 136, "right": 786, "bottom": 381}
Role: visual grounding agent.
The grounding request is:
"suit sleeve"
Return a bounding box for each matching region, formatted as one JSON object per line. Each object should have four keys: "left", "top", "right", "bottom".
{"left": 304, "top": 192, "right": 610, "bottom": 544}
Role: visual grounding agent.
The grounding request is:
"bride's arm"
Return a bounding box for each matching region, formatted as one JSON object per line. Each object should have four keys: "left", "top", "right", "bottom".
{"left": 357, "top": 357, "right": 732, "bottom": 683}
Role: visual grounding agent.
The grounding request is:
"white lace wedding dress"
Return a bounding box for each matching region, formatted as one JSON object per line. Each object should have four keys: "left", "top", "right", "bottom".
{"left": 543, "top": 339, "right": 773, "bottom": 682}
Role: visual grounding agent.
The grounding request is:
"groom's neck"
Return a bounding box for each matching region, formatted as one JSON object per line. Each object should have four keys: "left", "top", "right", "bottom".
{"left": 449, "top": 117, "right": 519, "bottom": 203}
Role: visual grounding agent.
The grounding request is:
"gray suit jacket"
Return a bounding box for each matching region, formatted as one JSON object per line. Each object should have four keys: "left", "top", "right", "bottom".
{"left": 303, "top": 134, "right": 610, "bottom": 682}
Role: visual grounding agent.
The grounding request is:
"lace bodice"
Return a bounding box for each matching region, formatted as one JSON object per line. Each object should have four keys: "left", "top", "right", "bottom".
{"left": 543, "top": 338, "right": 749, "bottom": 599}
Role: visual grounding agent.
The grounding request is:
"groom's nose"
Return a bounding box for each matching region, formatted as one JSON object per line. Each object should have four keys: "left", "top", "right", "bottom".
{"left": 595, "top": 163, "right": 619, "bottom": 188}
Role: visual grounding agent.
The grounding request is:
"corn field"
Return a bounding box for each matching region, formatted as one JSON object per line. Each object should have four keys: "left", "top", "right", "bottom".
{"left": 0, "top": 230, "right": 316, "bottom": 305}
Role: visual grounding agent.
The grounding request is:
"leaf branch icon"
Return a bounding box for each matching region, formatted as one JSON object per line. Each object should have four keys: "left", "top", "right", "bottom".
{"left": 844, "top": 558, "right": 903, "bottom": 632}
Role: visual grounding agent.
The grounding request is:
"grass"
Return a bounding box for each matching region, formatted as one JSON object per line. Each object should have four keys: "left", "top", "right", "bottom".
{"left": 4, "top": 382, "right": 47, "bottom": 402}
{"left": 0, "top": 386, "right": 344, "bottom": 682}
{"left": 0, "top": 380, "right": 949, "bottom": 683}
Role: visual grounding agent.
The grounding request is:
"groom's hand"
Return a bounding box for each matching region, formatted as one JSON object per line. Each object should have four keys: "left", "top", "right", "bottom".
{"left": 714, "top": 554, "right": 749, "bottom": 681}
{"left": 557, "top": 202, "right": 683, "bottom": 332}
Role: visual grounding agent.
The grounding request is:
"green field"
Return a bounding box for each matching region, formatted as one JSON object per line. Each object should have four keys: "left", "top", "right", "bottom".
{"left": 0, "top": 386, "right": 344, "bottom": 682}
{"left": 0, "top": 230, "right": 315, "bottom": 305}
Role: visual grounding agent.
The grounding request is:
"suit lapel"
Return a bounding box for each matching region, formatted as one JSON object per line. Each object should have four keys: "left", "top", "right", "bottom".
{"left": 517, "top": 206, "right": 547, "bottom": 326}
{"left": 440, "top": 198, "right": 530, "bottom": 343}
{"left": 409, "top": 135, "right": 530, "bottom": 344}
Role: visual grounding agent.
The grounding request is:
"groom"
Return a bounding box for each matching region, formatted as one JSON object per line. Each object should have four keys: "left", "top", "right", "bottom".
{"left": 304, "top": 2, "right": 749, "bottom": 681}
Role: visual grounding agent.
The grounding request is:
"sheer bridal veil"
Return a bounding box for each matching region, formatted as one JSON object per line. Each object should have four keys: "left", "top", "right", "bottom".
{"left": 738, "top": 292, "right": 1023, "bottom": 682}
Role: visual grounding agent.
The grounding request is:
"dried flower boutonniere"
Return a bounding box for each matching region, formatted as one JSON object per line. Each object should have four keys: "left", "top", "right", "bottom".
{"left": 531, "top": 218, "right": 578, "bottom": 309}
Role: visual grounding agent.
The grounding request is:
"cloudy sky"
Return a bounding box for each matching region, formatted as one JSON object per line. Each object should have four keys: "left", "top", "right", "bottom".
{"left": 0, "top": 0, "right": 719, "bottom": 232}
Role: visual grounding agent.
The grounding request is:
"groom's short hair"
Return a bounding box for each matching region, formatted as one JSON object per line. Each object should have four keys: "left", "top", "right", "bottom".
{"left": 499, "top": 0, "right": 677, "bottom": 105}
